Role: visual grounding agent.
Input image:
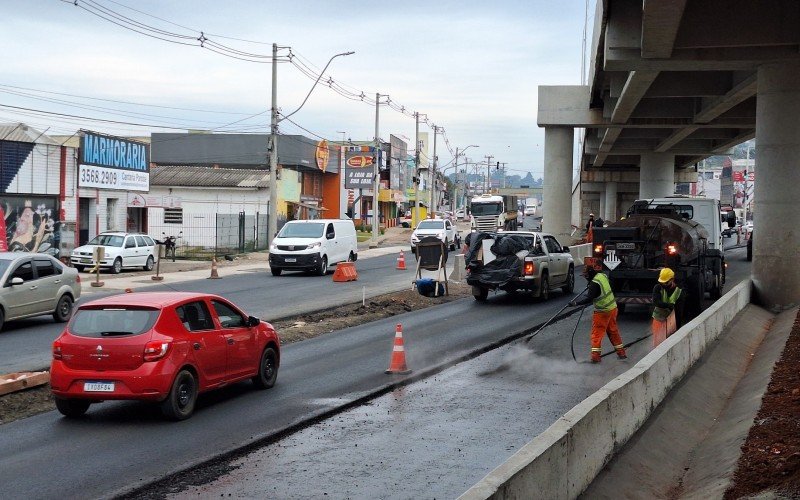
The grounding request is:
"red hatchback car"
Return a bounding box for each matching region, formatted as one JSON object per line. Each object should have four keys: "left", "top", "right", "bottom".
{"left": 50, "top": 292, "right": 280, "bottom": 420}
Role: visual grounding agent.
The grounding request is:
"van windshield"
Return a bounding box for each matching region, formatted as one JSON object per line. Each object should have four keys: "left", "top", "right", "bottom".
{"left": 278, "top": 222, "right": 325, "bottom": 238}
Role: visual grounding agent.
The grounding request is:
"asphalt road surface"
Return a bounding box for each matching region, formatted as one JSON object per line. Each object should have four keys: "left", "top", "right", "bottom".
{"left": 0, "top": 251, "right": 418, "bottom": 374}
{"left": 163, "top": 246, "right": 754, "bottom": 499}
{"left": 0, "top": 246, "right": 751, "bottom": 500}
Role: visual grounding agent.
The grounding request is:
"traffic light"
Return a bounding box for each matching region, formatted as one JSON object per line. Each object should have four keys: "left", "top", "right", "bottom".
{"left": 496, "top": 161, "right": 500, "bottom": 170}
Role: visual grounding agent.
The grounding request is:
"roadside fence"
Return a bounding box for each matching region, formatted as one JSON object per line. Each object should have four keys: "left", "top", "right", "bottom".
{"left": 149, "top": 211, "right": 269, "bottom": 260}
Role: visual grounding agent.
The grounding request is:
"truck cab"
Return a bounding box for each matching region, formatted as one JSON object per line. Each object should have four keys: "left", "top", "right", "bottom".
{"left": 469, "top": 194, "right": 519, "bottom": 232}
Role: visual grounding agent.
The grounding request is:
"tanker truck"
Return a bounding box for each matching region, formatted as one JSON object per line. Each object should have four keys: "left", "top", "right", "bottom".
{"left": 469, "top": 193, "right": 519, "bottom": 232}
{"left": 587, "top": 197, "right": 725, "bottom": 320}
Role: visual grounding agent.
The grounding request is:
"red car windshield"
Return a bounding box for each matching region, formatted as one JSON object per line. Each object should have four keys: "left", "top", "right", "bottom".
{"left": 69, "top": 308, "right": 159, "bottom": 338}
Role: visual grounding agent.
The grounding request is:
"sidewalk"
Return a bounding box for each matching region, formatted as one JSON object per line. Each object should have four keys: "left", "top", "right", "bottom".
{"left": 79, "top": 243, "right": 411, "bottom": 295}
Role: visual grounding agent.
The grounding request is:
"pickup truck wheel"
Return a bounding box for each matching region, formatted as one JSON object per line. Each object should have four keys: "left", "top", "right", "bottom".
{"left": 539, "top": 274, "right": 550, "bottom": 301}
{"left": 473, "top": 286, "right": 488, "bottom": 302}
{"left": 562, "top": 266, "right": 575, "bottom": 294}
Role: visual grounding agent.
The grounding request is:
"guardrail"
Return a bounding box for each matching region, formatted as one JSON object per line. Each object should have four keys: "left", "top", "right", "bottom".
{"left": 568, "top": 243, "right": 592, "bottom": 262}
{"left": 460, "top": 279, "right": 752, "bottom": 500}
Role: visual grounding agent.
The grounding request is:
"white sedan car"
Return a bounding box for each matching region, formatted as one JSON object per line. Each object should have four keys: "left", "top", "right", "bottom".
{"left": 71, "top": 232, "right": 159, "bottom": 274}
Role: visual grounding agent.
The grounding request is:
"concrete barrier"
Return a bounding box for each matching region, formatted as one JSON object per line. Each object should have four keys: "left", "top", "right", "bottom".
{"left": 460, "top": 279, "right": 752, "bottom": 500}
{"left": 568, "top": 243, "right": 591, "bottom": 263}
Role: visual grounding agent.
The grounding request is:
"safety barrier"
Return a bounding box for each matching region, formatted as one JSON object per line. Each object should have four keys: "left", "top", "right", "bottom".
{"left": 459, "top": 279, "right": 752, "bottom": 500}
{"left": 568, "top": 243, "right": 592, "bottom": 262}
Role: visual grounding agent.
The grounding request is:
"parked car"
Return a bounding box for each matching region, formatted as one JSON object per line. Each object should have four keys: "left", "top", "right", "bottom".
{"left": 50, "top": 292, "right": 280, "bottom": 420}
{"left": 411, "top": 218, "right": 460, "bottom": 253}
{"left": 455, "top": 208, "right": 466, "bottom": 220}
{"left": 0, "top": 253, "right": 80, "bottom": 330}
{"left": 466, "top": 231, "right": 574, "bottom": 302}
{"left": 71, "top": 232, "right": 158, "bottom": 274}
{"left": 269, "top": 219, "right": 358, "bottom": 276}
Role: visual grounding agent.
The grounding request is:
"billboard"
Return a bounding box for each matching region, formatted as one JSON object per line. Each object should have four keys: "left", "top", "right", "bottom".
{"left": 344, "top": 146, "right": 376, "bottom": 189}
{"left": 79, "top": 131, "right": 150, "bottom": 192}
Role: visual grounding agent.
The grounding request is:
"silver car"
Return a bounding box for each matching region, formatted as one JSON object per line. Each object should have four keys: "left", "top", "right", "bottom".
{"left": 0, "top": 253, "right": 81, "bottom": 330}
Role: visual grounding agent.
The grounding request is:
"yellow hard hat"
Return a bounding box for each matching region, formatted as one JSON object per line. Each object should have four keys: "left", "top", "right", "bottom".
{"left": 658, "top": 267, "right": 675, "bottom": 283}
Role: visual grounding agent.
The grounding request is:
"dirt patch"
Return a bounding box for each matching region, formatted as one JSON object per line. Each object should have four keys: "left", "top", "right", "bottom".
{"left": 0, "top": 384, "right": 53, "bottom": 425}
{"left": 272, "top": 282, "right": 471, "bottom": 343}
{"left": 725, "top": 308, "right": 800, "bottom": 499}
{"left": 0, "top": 283, "right": 472, "bottom": 425}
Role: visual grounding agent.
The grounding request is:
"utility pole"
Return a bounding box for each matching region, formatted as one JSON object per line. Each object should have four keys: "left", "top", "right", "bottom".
{"left": 428, "top": 125, "right": 439, "bottom": 216}
{"left": 499, "top": 162, "right": 508, "bottom": 188}
{"left": 268, "top": 42, "right": 279, "bottom": 248}
{"left": 371, "top": 93, "right": 382, "bottom": 247}
{"left": 485, "top": 155, "right": 494, "bottom": 192}
{"left": 414, "top": 112, "right": 420, "bottom": 226}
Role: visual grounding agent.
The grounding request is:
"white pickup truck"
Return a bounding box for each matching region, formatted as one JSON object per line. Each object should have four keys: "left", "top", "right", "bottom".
{"left": 466, "top": 231, "right": 575, "bottom": 302}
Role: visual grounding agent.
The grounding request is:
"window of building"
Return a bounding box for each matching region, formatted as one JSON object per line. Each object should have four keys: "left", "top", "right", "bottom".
{"left": 164, "top": 208, "right": 183, "bottom": 224}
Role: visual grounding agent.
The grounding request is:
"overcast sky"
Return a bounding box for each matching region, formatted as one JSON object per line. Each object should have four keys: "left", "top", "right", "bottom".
{"left": 1, "top": 0, "right": 592, "bottom": 177}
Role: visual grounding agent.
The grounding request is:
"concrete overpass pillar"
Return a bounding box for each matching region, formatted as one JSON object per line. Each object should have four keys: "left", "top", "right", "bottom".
{"left": 639, "top": 153, "right": 675, "bottom": 198}
{"left": 604, "top": 181, "right": 618, "bottom": 222}
{"left": 598, "top": 185, "right": 606, "bottom": 223}
{"left": 543, "top": 127, "right": 573, "bottom": 244}
{"left": 753, "top": 61, "right": 800, "bottom": 310}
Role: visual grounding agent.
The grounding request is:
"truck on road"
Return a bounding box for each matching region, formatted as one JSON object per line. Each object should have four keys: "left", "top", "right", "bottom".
{"left": 469, "top": 194, "right": 519, "bottom": 232}
{"left": 587, "top": 196, "right": 725, "bottom": 320}
{"left": 466, "top": 231, "right": 575, "bottom": 302}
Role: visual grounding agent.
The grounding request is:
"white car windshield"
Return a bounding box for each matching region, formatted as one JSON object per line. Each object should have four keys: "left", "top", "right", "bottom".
{"left": 88, "top": 235, "right": 124, "bottom": 247}
{"left": 416, "top": 220, "right": 444, "bottom": 230}
{"left": 278, "top": 223, "right": 325, "bottom": 238}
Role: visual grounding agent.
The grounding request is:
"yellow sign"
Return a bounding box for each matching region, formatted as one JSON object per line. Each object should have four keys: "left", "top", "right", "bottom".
{"left": 315, "top": 140, "right": 329, "bottom": 172}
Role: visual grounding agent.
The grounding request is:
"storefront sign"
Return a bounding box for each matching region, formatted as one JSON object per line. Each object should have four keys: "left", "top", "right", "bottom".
{"left": 315, "top": 140, "right": 330, "bottom": 172}
{"left": 345, "top": 167, "right": 373, "bottom": 189}
{"left": 79, "top": 131, "right": 150, "bottom": 192}
{"left": 127, "top": 193, "right": 182, "bottom": 208}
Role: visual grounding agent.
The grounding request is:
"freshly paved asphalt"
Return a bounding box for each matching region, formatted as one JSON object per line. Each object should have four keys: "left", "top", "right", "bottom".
{"left": 170, "top": 246, "right": 754, "bottom": 499}
{"left": 0, "top": 244, "right": 751, "bottom": 500}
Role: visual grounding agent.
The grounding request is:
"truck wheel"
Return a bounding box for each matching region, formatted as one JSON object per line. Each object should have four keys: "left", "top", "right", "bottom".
{"left": 562, "top": 266, "right": 575, "bottom": 294}
{"left": 538, "top": 274, "right": 550, "bottom": 302}
{"left": 473, "top": 286, "right": 488, "bottom": 302}
{"left": 687, "top": 275, "right": 704, "bottom": 320}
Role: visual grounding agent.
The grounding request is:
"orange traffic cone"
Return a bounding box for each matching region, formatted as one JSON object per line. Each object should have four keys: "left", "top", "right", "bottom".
{"left": 385, "top": 323, "right": 412, "bottom": 374}
{"left": 208, "top": 257, "right": 221, "bottom": 279}
{"left": 396, "top": 250, "right": 407, "bottom": 270}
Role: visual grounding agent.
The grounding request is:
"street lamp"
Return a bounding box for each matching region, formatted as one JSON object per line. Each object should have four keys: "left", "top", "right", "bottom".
{"left": 268, "top": 48, "right": 354, "bottom": 248}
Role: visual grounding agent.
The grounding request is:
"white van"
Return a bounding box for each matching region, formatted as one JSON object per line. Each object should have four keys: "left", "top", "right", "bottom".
{"left": 268, "top": 219, "right": 358, "bottom": 276}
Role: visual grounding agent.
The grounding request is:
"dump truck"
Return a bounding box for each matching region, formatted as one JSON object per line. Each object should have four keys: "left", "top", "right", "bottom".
{"left": 587, "top": 197, "right": 725, "bottom": 320}
{"left": 469, "top": 194, "right": 519, "bottom": 232}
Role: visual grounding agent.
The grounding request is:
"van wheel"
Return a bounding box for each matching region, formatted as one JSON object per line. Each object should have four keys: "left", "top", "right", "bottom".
{"left": 348, "top": 251, "right": 356, "bottom": 262}
{"left": 317, "top": 256, "right": 328, "bottom": 276}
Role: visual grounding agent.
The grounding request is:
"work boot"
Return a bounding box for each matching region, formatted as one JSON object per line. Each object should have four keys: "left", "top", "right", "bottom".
{"left": 591, "top": 351, "right": 601, "bottom": 363}
{"left": 616, "top": 347, "right": 627, "bottom": 359}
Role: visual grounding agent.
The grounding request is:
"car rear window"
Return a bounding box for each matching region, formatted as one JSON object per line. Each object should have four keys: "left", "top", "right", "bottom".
{"left": 69, "top": 308, "right": 159, "bottom": 338}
